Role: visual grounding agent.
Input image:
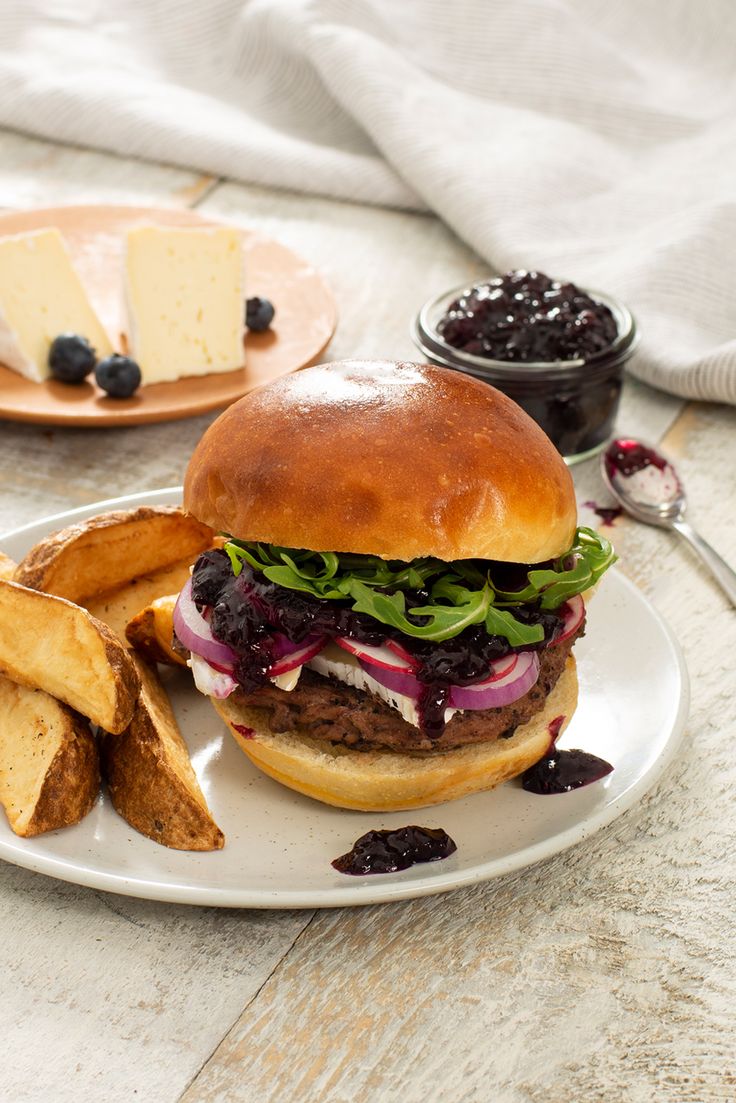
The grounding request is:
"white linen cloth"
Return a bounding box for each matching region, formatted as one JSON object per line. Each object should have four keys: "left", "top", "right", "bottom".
{"left": 1, "top": 0, "right": 735, "bottom": 403}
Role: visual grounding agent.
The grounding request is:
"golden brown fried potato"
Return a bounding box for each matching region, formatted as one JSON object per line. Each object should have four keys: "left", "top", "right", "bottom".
{"left": 125, "top": 594, "right": 185, "bottom": 667}
{"left": 0, "top": 675, "right": 99, "bottom": 837}
{"left": 86, "top": 560, "right": 194, "bottom": 645}
{"left": 102, "top": 656, "right": 224, "bottom": 851}
{"left": 0, "top": 579, "right": 139, "bottom": 734}
{"left": 13, "top": 506, "right": 214, "bottom": 605}
{"left": 0, "top": 552, "right": 15, "bottom": 581}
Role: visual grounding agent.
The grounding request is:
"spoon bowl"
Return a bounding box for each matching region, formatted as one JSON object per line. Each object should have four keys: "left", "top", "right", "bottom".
{"left": 601, "top": 437, "right": 736, "bottom": 606}
{"left": 602, "top": 437, "right": 685, "bottom": 526}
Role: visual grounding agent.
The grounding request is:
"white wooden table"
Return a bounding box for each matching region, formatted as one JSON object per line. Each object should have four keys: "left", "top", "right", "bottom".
{"left": 0, "top": 130, "right": 733, "bottom": 1103}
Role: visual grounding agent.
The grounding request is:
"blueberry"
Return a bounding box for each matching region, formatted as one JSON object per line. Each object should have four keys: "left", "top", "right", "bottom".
{"left": 95, "top": 354, "right": 142, "bottom": 398}
{"left": 245, "top": 296, "right": 275, "bottom": 332}
{"left": 48, "top": 333, "right": 96, "bottom": 383}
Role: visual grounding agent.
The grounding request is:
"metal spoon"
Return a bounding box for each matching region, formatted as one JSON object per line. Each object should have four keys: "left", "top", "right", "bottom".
{"left": 601, "top": 437, "right": 736, "bottom": 607}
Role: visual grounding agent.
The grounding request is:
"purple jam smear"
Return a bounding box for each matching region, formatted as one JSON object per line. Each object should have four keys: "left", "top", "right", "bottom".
{"left": 190, "top": 548, "right": 565, "bottom": 740}
{"left": 522, "top": 748, "right": 614, "bottom": 794}
{"left": 522, "top": 715, "right": 613, "bottom": 795}
{"left": 332, "top": 826, "right": 457, "bottom": 876}
{"left": 232, "top": 723, "right": 254, "bottom": 739}
{"left": 605, "top": 439, "right": 667, "bottom": 479}
{"left": 547, "top": 714, "right": 567, "bottom": 742}
{"left": 437, "top": 270, "right": 618, "bottom": 363}
{"left": 583, "top": 500, "right": 623, "bottom": 527}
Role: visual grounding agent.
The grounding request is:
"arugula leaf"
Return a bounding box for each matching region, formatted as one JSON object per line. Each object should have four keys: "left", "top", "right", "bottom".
{"left": 263, "top": 551, "right": 345, "bottom": 598}
{"left": 347, "top": 579, "right": 491, "bottom": 642}
{"left": 492, "top": 527, "right": 617, "bottom": 609}
{"left": 221, "top": 527, "right": 616, "bottom": 645}
{"left": 484, "top": 606, "right": 545, "bottom": 646}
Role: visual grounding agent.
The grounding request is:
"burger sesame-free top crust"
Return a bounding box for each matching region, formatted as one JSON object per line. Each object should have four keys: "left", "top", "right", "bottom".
{"left": 183, "top": 360, "right": 576, "bottom": 564}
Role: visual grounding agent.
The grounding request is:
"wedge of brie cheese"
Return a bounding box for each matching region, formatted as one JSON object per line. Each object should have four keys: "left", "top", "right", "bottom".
{"left": 0, "top": 229, "right": 113, "bottom": 382}
{"left": 125, "top": 226, "right": 244, "bottom": 384}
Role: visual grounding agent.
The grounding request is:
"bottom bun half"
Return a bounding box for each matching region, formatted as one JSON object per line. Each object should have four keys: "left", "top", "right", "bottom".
{"left": 211, "top": 657, "right": 578, "bottom": 812}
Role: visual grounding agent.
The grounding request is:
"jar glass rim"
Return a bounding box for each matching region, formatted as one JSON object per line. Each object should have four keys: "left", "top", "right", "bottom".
{"left": 411, "top": 280, "right": 638, "bottom": 378}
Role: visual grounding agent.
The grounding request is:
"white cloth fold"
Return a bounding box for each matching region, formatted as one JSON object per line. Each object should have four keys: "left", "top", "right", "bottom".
{"left": 1, "top": 0, "right": 734, "bottom": 403}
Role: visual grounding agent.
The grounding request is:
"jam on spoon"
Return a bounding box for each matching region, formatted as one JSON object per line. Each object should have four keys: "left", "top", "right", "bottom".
{"left": 604, "top": 439, "right": 667, "bottom": 478}
{"left": 602, "top": 438, "right": 736, "bottom": 607}
{"left": 332, "top": 825, "right": 457, "bottom": 876}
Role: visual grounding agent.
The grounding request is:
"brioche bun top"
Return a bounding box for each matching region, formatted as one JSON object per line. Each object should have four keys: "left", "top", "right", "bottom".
{"left": 183, "top": 360, "right": 576, "bottom": 564}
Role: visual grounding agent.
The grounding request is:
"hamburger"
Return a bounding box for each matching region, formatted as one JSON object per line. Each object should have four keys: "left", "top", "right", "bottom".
{"left": 176, "top": 360, "right": 614, "bottom": 810}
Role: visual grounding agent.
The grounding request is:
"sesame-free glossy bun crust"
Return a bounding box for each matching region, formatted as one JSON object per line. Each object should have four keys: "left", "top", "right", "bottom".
{"left": 184, "top": 360, "right": 576, "bottom": 563}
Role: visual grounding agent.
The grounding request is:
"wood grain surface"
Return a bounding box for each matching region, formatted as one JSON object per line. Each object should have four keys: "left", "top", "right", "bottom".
{"left": 0, "top": 128, "right": 734, "bottom": 1103}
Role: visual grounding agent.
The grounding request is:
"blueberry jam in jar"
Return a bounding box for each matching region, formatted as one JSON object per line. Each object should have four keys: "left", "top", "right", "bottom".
{"left": 412, "top": 270, "right": 637, "bottom": 463}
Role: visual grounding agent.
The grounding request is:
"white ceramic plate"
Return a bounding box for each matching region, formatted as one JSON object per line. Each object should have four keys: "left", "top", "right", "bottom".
{"left": 0, "top": 489, "right": 689, "bottom": 908}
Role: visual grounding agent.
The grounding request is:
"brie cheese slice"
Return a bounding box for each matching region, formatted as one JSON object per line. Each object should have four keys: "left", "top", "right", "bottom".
{"left": 0, "top": 229, "right": 112, "bottom": 382}
{"left": 125, "top": 226, "right": 245, "bottom": 384}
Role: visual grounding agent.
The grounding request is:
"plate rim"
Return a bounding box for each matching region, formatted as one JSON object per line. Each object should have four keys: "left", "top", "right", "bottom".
{"left": 0, "top": 489, "right": 690, "bottom": 908}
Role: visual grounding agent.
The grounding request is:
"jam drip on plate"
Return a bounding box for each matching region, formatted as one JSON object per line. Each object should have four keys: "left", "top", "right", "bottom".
{"left": 522, "top": 715, "right": 613, "bottom": 794}
{"left": 332, "top": 826, "right": 457, "bottom": 875}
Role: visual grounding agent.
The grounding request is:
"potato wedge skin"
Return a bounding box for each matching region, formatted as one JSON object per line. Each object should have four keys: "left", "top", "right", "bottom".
{"left": 0, "top": 677, "right": 99, "bottom": 837}
{"left": 102, "top": 658, "right": 224, "bottom": 851}
{"left": 0, "top": 579, "right": 139, "bottom": 734}
{"left": 125, "top": 594, "right": 186, "bottom": 667}
{"left": 14, "top": 506, "right": 213, "bottom": 605}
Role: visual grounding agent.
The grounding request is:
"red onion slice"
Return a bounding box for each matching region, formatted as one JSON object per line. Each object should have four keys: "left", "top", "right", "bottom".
{"left": 552, "top": 594, "right": 585, "bottom": 646}
{"left": 358, "top": 658, "right": 423, "bottom": 699}
{"left": 486, "top": 653, "right": 518, "bottom": 681}
{"left": 356, "top": 649, "right": 539, "bottom": 711}
{"left": 270, "top": 632, "right": 306, "bottom": 660}
{"left": 448, "top": 651, "right": 539, "bottom": 709}
{"left": 268, "top": 635, "right": 327, "bottom": 676}
{"left": 173, "top": 578, "right": 239, "bottom": 667}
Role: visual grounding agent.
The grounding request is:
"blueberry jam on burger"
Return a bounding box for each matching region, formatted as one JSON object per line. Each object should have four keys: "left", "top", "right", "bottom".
{"left": 177, "top": 360, "right": 615, "bottom": 811}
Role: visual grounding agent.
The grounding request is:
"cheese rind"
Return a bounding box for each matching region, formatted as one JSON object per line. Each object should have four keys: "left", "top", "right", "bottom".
{"left": 0, "top": 229, "right": 112, "bottom": 382}
{"left": 125, "top": 226, "right": 245, "bottom": 384}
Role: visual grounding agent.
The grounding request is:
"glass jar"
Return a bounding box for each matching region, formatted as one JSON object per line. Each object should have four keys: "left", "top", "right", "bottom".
{"left": 411, "top": 281, "right": 638, "bottom": 463}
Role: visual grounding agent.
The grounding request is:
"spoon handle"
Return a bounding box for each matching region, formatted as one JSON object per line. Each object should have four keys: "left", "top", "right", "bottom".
{"left": 672, "top": 519, "right": 736, "bottom": 607}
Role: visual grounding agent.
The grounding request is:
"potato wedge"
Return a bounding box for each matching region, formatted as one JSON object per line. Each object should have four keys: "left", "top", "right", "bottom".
{"left": 0, "top": 675, "right": 99, "bottom": 837}
{"left": 13, "top": 506, "right": 213, "bottom": 604}
{"left": 86, "top": 559, "right": 193, "bottom": 645}
{"left": 125, "top": 594, "right": 185, "bottom": 667}
{"left": 102, "top": 657, "right": 224, "bottom": 851}
{"left": 0, "top": 552, "right": 15, "bottom": 581}
{"left": 0, "top": 579, "right": 139, "bottom": 734}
